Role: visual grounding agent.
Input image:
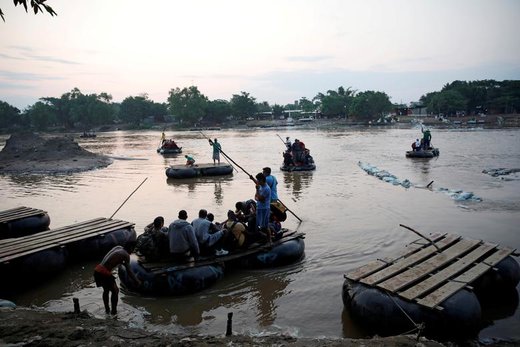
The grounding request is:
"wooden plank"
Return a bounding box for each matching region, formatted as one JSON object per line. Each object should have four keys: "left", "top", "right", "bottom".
{"left": 344, "top": 233, "right": 446, "bottom": 282}
{"left": 400, "top": 242, "right": 497, "bottom": 301}
{"left": 378, "top": 238, "right": 481, "bottom": 293}
{"left": 0, "top": 207, "right": 47, "bottom": 223}
{"left": 0, "top": 220, "right": 133, "bottom": 259}
{"left": 416, "top": 247, "right": 515, "bottom": 308}
{"left": 361, "top": 234, "right": 460, "bottom": 286}
{"left": 0, "top": 222, "right": 133, "bottom": 260}
{"left": 0, "top": 222, "right": 135, "bottom": 263}
{"left": 0, "top": 218, "right": 126, "bottom": 251}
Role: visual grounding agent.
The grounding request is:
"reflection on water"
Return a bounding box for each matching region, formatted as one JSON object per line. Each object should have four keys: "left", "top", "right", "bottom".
{"left": 281, "top": 171, "right": 314, "bottom": 200}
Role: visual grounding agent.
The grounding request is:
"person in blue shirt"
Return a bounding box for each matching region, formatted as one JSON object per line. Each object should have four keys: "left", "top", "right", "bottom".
{"left": 262, "top": 167, "right": 278, "bottom": 202}
{"left": 250, "top": 172, "right": 271, "bottom": 243}
{"left": 209, "top": 138, "right": 221, "bottom": 165}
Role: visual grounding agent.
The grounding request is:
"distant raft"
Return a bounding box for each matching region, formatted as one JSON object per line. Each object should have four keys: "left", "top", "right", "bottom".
{"left": 119, "top": 231, "right": 305, "bottom": 296}
{"left": 0, "top": 206, "right": 51, "bottom": 239}
{"left": 165, "top": 163, "right": 233, "bottom": 179}
{"left": 342, "top": 232, "right": 520, "bottom": 340}
{"left": 280, "top": 163, "right": 316, "bottom": 172}
{"left": 406, "top": 148, "right": 440, "bottom": 158}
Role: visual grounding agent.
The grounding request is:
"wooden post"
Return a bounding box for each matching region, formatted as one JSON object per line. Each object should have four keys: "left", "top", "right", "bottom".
{"left": 73, "top": 297, "right": 80, "bottom": 313}
{"left": 226, "top": 312, "right": 233, "bottom": 336}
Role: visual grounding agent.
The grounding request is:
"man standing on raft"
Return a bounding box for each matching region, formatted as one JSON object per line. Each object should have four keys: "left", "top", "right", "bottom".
{"left": 209, "top": 138, "right": 221, "bottom": 165}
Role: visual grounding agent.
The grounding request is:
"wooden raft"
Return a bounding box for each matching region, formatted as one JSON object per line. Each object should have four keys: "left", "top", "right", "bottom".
{"left": 344, "top": 233, "right": 517, "bottom": 310}
{"left": 0, "top": 218, "right": 134, "bottom": 264}
{"left": 0, "top": 206, "right": 48, "bottom": 224}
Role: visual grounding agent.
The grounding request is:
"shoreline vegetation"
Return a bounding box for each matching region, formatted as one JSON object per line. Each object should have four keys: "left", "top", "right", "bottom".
{"left": 2, "top": 113, "right": 519, "bottom": 136}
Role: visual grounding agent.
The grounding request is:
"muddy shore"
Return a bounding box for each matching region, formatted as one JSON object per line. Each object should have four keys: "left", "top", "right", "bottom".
{"left": 0, "top": 133, "right": 112, "bottom": 174}
{"left": 0, "top": 306, "right": 453, "bottom": 347}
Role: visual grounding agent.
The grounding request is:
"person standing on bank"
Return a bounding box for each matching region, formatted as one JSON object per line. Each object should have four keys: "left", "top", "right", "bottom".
{"left": 209, "top": 138, "right": 221, "bottom": 165}
{"left": 93, "top": 243, "right": 141, "bottom": 315}
{"left": 262, "top": 167, "right": 278, "bottom": 202}
{"left": 250, "top": 172, "right": 271, "bottom": 243}
{"left": 168, "top": 210, "right": 200, "bottom": 262}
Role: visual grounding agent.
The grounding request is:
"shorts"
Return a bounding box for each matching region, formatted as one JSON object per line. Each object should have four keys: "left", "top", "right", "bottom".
{"left": 94, "top": 270, "right": 115, "bottom": 289}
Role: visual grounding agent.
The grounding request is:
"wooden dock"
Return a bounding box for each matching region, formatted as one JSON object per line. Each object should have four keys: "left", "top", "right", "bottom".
{"left": 345, "top": 233, "right": 517, "bottom": 310}
{"left": 0, "top": 218, "right": 134, "bottom": 264}
{"left": 0, "top": 206, "right": 48, "bottom": 224}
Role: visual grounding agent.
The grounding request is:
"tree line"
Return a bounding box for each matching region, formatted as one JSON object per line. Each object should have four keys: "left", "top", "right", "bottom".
{"left": 0, "top": 79, "right": 518, "bottom": 131}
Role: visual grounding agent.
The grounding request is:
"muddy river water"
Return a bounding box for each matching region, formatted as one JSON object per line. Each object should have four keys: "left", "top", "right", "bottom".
{"left": 1, "top": 126, "right": 519, "bottom": 340}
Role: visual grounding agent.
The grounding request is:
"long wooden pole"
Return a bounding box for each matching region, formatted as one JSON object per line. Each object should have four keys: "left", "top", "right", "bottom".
{"left": 199, "top": 131, "right": 237, "bottom": 172}
{"left": 109, "top": 177, "right": 148, "bottom": 220}
{"left": 399, "top": 224, "right": 440, "bottom": 251}
{"left": 200, "top": 131, "right": 303, "bottom": 222}
{"left": 276, "top": 134, "right": 286, "bottom": 146}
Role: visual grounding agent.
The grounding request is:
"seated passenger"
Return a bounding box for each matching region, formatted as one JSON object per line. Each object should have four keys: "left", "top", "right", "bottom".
{"left": 268, "top": 214, "right": 283, "bottom": 241}
{"left": 192, "top": 209, "right": 228, "bottom": 256}
{"left": 136, "top": 216, "right": 169, "bottom": 261}
{"left": 168, "top": 210, "right": 199, "bottom": 262}
{"left": 283, "top": 150, "right": 294, "bottom": 166}
{"left": 235, "top": 199, "right": 256, "bottom": 223}
{"left": 223, "top": 210, "right": 247, "bottom": 250}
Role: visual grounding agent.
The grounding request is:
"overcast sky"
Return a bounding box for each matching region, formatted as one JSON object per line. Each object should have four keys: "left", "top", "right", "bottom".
{"left": 1, "top": 0, "right": 519, "bottom": 110}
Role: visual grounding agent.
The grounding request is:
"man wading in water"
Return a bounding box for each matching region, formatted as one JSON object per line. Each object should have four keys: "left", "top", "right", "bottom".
{"left": 93, "top": 243, "right": 141, "bottom": 315}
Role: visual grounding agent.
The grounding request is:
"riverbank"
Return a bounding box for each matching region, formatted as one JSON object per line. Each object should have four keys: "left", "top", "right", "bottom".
{"left": 0, "top": 306, "right": 449, "bottom": 347}
{"left": 0, "top": 132, "right": 112, "bottom": 174}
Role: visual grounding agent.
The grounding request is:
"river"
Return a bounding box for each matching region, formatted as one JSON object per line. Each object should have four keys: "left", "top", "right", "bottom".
{"left": 1, "top": 126, "right": 519, "bottom": 340}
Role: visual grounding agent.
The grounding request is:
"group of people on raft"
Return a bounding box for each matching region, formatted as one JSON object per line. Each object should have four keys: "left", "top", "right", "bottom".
{"left": 411, "top": 127, "right": 432, "bottom": 151}
{"left": 160, "top": 132, "right": 180, "bottom": 150}
{"left": 283, "top": 137, "right": 314, "bottom": 166}
{"left": 135, "top": 167, "right": 285, "bottom": 262}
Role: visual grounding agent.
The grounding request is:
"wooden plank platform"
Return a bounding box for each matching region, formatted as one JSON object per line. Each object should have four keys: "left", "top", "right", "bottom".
{"left": 0, "top": 218, "right": 134, "bottom": 264}
{"left": 345, "top": 233, "right": 517, "bottom": 310}
{"left": 0, "top": 206, "right": 48, "bottom": 224}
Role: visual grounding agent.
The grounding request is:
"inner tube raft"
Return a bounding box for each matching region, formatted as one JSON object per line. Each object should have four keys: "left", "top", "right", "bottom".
{"left": 342, "top": 279, "right": 482, "bottom": 339}
{"left": 230, "top": 236, "right": 305, "bottom": 269}
{"left": 343, "top": 255, "right": 520, "bottom": 339}
{"left": 119, "top": 258, "right": 224, "bottom": 296}
{"left": 280, "top": 163, "right": 316, "bottom": 172}
{"left": 165, "top": 163, "right": 233, "bottom": 179}
{"left": 67, "top": 226, "right": 137, "bottom": 261}
{"left": 0, "top": 207, "right": 51, "bottom": 239}
{"left": 405, "top": 148, "right": 440, "bottom": 158}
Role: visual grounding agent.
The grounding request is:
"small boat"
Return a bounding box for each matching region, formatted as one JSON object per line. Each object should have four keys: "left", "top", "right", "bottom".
{"left": 119, "top": 231, "right": 305, "bottom": 296}
{"left": 405, "top": 148, "right": 439, "bottom": 158}
{"left": 165, "top": 163, "right": 233, "bottom": 179}
{"left": 342, "top": 232, "right": 520, "bottom": 339}
{"left": 79, "top": 131, "right": 97, "bottom": 138}
{"left": 0, "top": 206, "right": 51, "bottom": 239}
{"left": 157, "top": 139, "right": 182, "bottom": 154}
{"left": 280, "top": 163, "right": 316, "bottom": 171}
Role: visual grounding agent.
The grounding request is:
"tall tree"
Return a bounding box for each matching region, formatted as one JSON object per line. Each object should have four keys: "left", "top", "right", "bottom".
{"left": 230, "top": 91, "right": 257, "bottom": 119}
{"left": 206, "top": 99, "right": 231, "bottom": 124}
{"left": 349, "top": 91, "right": 393, "bottom": 121}
{"left": 0, "top": 100, "right": 21, "bottom": 129}
{"left": 167, "top": 86, "right": 208, "bottom": 125}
